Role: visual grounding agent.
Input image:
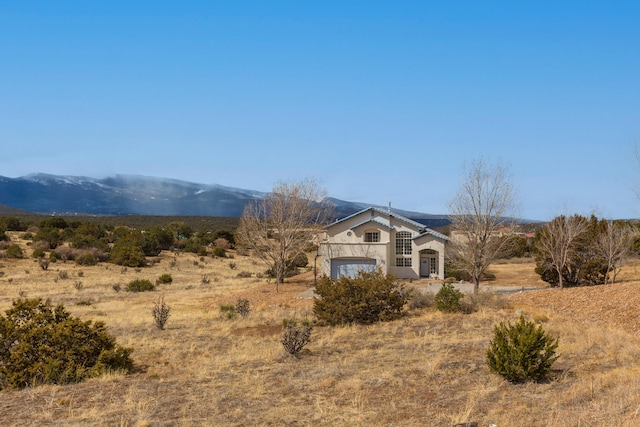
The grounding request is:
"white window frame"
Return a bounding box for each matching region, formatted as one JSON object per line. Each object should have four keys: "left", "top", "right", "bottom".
{"left": 395, "top": 231, "right": 412, "bottom": 255}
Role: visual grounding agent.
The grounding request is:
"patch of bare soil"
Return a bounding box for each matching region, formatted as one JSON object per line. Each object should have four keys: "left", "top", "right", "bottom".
{"left": 509, "top": 281, "right": 640, "bottom": 336}
{"left": 217, "top": 270, "right": 316, "bottom": 310}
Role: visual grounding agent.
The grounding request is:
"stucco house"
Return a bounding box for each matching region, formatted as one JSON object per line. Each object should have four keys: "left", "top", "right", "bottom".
{"left": 319, "top": 207, "right": 448, "bottom": 280}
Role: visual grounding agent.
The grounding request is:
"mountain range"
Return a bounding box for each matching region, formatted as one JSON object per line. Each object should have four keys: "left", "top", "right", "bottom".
{"left": 0, "top": 174, "right": 452, "bottom": 228}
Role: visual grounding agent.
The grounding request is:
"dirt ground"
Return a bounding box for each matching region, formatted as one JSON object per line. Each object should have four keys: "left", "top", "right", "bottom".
{"left": 509, "top": 280, "right": 640, "bottom": 337}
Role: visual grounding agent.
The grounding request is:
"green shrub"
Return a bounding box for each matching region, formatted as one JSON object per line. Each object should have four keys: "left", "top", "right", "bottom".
{"left": 157, "top": 273, "right": 173, "bottom": 284}
{"left": 75, "top": 252, "right": 97, "bottom": 266}
{"left": 32, "top": 248, "right": 45, "bottom": 259}
{"left": 213, "top": 246, "right": 226, "bottom": 258}
{"left": 434, "top": 283, "right": 463, "bottom": 313}
{"left": 126, "top": 279, "right": 155, "bottom": 292}
{"left": 313, "top": 270, "right": 407, "bottom": 325}
{"left": 219, "top": 304, "right": 236, "bottom": 319}
{"left": 0, "top": 231, "right": 9, "bottom": 242}
{"left": 0, "top": 298, "right": 133, "bottom": 389}
{"left": 5, "top": 244, "right": 23, "bottom": 259}
{"left": 486, "top": 316, "right": 559, "bottom": 383}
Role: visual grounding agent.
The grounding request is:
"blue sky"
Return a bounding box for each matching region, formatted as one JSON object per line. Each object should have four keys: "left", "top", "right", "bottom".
{"left": 1, "top": 1, "right": 639, "bottom": 220}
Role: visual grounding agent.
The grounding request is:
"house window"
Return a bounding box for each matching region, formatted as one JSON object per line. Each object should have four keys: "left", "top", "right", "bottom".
{"left": 396, "top": 257, "right": 412, "bottom": 267}
{"left": 395, "top": 231, "right": 412, "bottom": 255}
{"left": 430, "top": 259, "right": 437, "bottom": 275}
{"left": 364, "top": 231, "right": 380, "bottom": 243}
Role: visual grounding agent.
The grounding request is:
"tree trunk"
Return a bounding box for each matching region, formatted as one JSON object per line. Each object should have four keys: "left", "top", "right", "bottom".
{"left": 558, "top": 268, "right": 563, "bottom": 289}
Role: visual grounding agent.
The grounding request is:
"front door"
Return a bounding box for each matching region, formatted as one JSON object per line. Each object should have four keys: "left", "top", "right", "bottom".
{"left": 420, "top": 257, "right": 430, "bottom": 277}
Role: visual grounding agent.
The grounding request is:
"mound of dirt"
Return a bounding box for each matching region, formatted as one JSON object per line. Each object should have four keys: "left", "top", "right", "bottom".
{"left": 508, "top": 281, "right": 640, "bottom": 336}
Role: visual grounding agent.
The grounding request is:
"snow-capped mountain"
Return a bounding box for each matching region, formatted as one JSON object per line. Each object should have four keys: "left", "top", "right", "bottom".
{"left": 0, "top": 173, "right": 451, "bottom": 227}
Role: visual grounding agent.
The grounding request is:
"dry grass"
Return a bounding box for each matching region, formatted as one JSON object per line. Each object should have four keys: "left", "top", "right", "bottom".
{"left": 1, "top": 236, "right": 640, "bottom": 426}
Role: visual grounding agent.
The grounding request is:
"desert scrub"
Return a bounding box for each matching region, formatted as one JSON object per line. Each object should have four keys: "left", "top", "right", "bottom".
{"left": 127, "top": 279, "right": 155, "bottom": 292}
{"left": 486, "top": 315, "right": 559, "bottom": 383}
{"left": 152, "top": 294, "right": 171, "bottom": 330}
{"left": 281, "top": 320, "right": 313, "bottom": 356}
{"left": 0, "top": 298, "right": 133, "bottom": 389}
{"left": 313, "top": 270, "right": 407, "bottom": 325}
{"left": 235, "top": 298, "right": 250, "bottom": 317}
{"left": 157, "top": 273, "right": 173, "bottom": 284}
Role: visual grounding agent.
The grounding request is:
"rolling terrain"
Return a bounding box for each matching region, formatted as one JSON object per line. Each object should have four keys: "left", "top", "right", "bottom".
{"left": 0, "top": 231, "right": 639, "bottom": 426}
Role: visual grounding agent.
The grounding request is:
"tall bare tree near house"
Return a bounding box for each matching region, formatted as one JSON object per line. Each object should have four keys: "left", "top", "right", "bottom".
{"left": 595, "top": 220, "right": 632, "bottom": 285}
{"left": 236, "top": 178, "right": 332, "bottom": 292}
{"left": 448, "top": 158, "right": 518, "bottom": 294}
{"left": 536, "top": 215, "right": 588, "bottom": 289}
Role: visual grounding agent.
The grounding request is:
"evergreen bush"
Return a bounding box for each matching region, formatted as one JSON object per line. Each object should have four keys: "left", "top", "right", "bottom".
{"left": 486, "top": 316, "right": 559, "bottom": 383}
{"left": 126, "top": 279, "right": 155, "bottom": 292}
{"left": 6, "top": 244, "right": 23, "bottom": 259}
{"left": 434, "top": 283, "right": 463, "bottom": 313}
{"left": 313, "top": 270, "right": 407, "bottom": 325}
{"left": 0, "top": 298, "right": 133, "bottom": 389}
{"left": 157, "top": 273, "right": 173, "bottom": 284}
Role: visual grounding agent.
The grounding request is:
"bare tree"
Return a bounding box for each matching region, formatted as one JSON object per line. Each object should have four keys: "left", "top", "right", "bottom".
{"left": 236, "top": 178, "right": 332, "bottom": 292}
{"left": 448, "top": 158, "right": 518, "bottom": 293}
{"left": 595, "top": 221, "right": 632, "bottom": 285}
{"left": 536, "top": 215, "right": 588, "bottom": 289}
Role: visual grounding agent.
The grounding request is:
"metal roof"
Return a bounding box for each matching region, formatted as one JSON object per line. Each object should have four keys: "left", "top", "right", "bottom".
{"left": 328, "top": 206, "right": 448, "bottom": 241}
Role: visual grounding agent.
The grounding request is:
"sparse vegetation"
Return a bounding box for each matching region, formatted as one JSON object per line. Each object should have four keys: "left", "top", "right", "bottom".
{"left": 0, "top": 222, "right": 639, "bottom": 425}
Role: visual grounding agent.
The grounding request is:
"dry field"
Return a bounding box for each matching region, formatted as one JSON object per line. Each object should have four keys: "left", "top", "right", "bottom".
{"left": 1, "top": 234, "right": 640, "bottom": 426}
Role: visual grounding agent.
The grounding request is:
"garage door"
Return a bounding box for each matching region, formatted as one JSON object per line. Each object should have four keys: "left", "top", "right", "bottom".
{"left": 330, "top": 259, "right": 376, "bottom": 279}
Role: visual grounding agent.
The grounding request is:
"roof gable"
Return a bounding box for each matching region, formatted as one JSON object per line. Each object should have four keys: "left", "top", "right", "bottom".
{"left": 327, "top": 206, "right": 446, "bottom": 241}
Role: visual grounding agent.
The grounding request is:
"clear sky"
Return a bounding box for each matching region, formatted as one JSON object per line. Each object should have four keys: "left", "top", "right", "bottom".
{"left": 1, "top": 1, "right": 639, "bottom": 220}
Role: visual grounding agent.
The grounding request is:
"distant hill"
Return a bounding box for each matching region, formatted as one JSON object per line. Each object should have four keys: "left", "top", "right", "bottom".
{"left": 0, "top": 173, "right": 452, "bottom": 228}
{"left": 0, "top": 202, "right": 38, "bottom": 216}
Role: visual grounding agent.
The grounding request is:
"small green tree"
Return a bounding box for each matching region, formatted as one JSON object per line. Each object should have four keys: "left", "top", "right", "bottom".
{"left": 486, "top": 316, "right": 559, "bottom": 383}
{"left": 434, "top": 283, "right": 463, "bottom": 313}
{"left": 313, "top": 270, "right": 407, "bottom": 325}
{"left": 110, "top": 237, "right": 146, "bottom": 267}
